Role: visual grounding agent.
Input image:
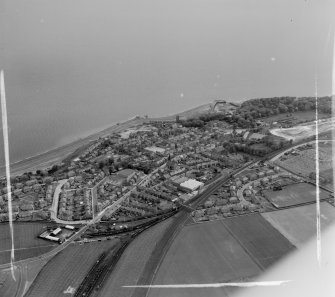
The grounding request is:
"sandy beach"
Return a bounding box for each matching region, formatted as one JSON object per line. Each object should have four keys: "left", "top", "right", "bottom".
{"left": 0, "top": 117, "right": 145, "bottom": 177}
{"left": 0, "top": 103, "right": 214, "bottom": 178}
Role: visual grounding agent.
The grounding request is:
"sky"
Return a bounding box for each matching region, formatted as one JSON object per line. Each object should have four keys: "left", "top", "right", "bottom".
{"left": 0, "top": 0, "right": 334, "bottom": 162}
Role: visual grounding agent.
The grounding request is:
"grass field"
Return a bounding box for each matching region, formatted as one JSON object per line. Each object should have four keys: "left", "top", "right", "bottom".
{"left": 0, "top": 223, "right": 57, "bottom": 264}
{"left": 93, "top": 218, "right": 174, "bottom": 297}
{"left": 264, "top": 183, "right": 330, "bottom": 208}
{"left": 0, "top": 257, "right": 51, "bottom": 297}
{"left": 148, "top": 220, "right": 263, "bottom": 297}
{"left": 25, "top": 240, "right": 118, "bottom": 297}
{"left": 0, "top": 266, "right": 20, "bottom": 297}
{"left": 262, "top": 202, "right": 335, "bottom": 248}
{"left": 263, "top": 111, "right": 330, "bottom": 124}
{"left": 221, "top": 214, "right": 295, "bottom": 268}
{"left": 276, "top": 142, "right": 333, "bottom": 177}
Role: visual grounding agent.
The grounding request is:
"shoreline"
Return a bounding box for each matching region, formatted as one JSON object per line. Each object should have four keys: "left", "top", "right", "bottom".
{"left": 3, "top": 117, "right": 134, "bottom": 167}
{"left": 0, "top": 102, "right": 212, "bottom": 177}
{"left": 0, "top": 116, "right": 144, "bottom": 177}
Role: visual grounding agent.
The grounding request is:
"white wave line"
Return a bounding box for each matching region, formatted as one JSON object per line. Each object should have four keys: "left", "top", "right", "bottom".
{"left": 123, "top": 280, "right": 291, "bottom": 288}
{"left": 314, "top": 74, "right": 321, "bottom": 267}
{"left": 0, "top": 70, "right": 16, "bottom": 280}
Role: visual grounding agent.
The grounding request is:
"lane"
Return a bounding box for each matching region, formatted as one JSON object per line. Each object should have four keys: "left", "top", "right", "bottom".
{"left": 2, "top": 129, "right": 317, "bottom": 297}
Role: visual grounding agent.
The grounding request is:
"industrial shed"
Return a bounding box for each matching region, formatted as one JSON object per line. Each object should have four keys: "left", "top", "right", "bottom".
{"left": 180, "top": 179, "right": 204, "bottom": 192}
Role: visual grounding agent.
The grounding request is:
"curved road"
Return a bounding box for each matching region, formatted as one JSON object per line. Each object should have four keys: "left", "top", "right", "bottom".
{"left": 1, "top": 141, "right": 317, "bottom": 297}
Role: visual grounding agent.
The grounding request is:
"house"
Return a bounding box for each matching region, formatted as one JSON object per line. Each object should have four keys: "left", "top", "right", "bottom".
{"left": 220, "top": 206, "right": 230, "bottom": 213}
{"left": 274, "top": 166, "right": 280, "bottom": 173}
{"left": 22, "top": 186, "right": 32, "bottom": 193}
{"left": 229, "top": 197, "right": 239, "bottom": 204}
{"left": 13, "top": 189, "right": 22, "bottom": 196}
{"left": 249, "top": 204, "right": 258, "bottom": 211}
{"left": 232, "top": 204, "right": 243, "bottom": 211}
{"left": 144, "top": 146, "right": 166, "bottom": 154}
{"left": 25, "top": 179, "right": 37, "bottom": 186}
{"left": 266, "top": 170, "right": 275, "bottom": 176}
{"left": 229, "top": 185, "right": 236, "bottom": 191}
{"left": 216, "top": 199, "right": 228, "bottom": 206}
{"left": 242, "top": 177, "right": 249, "bottom": 184}
{"left": 248, "top": 173, "right": 258, "bottom": 181}
{"left": 261, "top": 177, "right": 269, "bottom": 185}
{"left": 248, "top": 133, "right": 266, "bottom": 141}
{"left": 67, "top": 171, "right": 76, "bottom": 178}
{"left": 207, "top": 207, "right": 218, "bottom": 215}
{"left": 257, "top": 172, "right": 265, "bottom": 178}
{"left": 244, "top": 189, "right": 252, "bottom": 197}
{"left": 204, "top": 200, "right": 214, "bottom": 208}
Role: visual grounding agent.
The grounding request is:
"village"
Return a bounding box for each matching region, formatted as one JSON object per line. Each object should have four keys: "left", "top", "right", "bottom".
{"left": 0, "top": 100, "right": 332, "bottom": 245}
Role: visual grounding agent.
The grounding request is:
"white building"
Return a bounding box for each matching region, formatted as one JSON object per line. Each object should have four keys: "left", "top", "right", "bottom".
{"left": 144, "top": 146, "right": 166, "bottom": 154}
{"left": 180, "top": 179, "right": 204, "bottom": 192}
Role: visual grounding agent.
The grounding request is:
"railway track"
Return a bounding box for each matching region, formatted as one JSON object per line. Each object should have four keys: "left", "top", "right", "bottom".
{"left": 73, "top": 212, "right": 177, "bottom": 297}
{"left": 48, "top": 140, "right": 317, "bottom": 297}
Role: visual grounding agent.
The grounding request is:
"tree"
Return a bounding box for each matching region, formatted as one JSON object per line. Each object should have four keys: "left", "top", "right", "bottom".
{"left": 48, "top": 165, "right": 59, "bottom": 174}
{"left": 278, "top": 103, "right": 288, "bottom": 113}
{"left": 98, "top": 161, "right": 105, "bottom": 169}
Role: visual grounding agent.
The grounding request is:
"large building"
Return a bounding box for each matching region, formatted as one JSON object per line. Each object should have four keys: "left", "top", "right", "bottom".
{"left": 180, "top": 179, "right": 204, "bottom": 192}
{"left": 117, "top": 169, "right": 137, "bottom": 182}
{"left": 144, "top": 146, "right": 166, "bottom": 154}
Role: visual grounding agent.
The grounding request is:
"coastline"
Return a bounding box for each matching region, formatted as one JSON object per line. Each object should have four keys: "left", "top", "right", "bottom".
{"left": 0, "top": 116, "right": 144, "bottom": 177}
{"left": 0, "top": 102, "right": 212, "bottom": 178}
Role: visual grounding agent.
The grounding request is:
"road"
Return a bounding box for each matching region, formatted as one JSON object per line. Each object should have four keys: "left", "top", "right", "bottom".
{"left": 1, "top": 142, "right": 311, "bottom": 297}
{"left": 0, "top": 103, "right": 213, "bottom": 178}
{"left": 131, "top": 143, "right": 324, "bottom": 297}
{"left": 49, "top": 179, "right": 68, "bottom": 223}
{"left": 0, "top": 223, "right": 91, "bottom": 297}
{"left": 117, "top": 163, "right": 257, "bottom": 297}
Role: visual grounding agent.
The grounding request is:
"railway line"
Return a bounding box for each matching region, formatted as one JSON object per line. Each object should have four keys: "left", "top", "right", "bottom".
{"left": 6, "top": 138, "right": 316, "bottom": 297}
{"left": 73, "top": 212, "right": 177, "bottom": 297}
{"left": 72, "top": 146, "right": 297, "bottom": 297}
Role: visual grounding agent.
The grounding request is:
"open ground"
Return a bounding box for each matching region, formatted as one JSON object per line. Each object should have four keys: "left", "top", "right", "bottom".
{"left": 92, "top": 218, "right": 174, "bottom": 297}
{"left": 221, "top": 214, "right": 295, "bottom": 268}
{"left": 262, "top": 202, "right": 335, "bottom": 248}
{"left": 263, "top": 111, "right": 330, "bottom": 124}
{"left": 0, "top": 256, "right": 51, "bottom": 297}
{"left": 0, "top": 223, "right": 57, "bottom": 265}
{"left": 25, "top": 239, "right": 118, "bottom": 297}
{"left": 147, "top": 214, "right": 294, "bottom": 297}
{"left": 263, "top": 183, "right": 330, "bottom": 208}
{"left": 276, "top": 142, "right": 333, "bottom": 176}
{"left": 270, "top": 117, "right": 335, "bottom": 142}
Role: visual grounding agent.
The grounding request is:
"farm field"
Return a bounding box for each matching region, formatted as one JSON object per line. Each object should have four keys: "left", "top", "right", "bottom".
{"left": 0, "top": 257, "right": 51, "bottom": 297}
{"left": 264, "top": 183, "right": 330, "bottom": 208}
{"left": 93, "top": 217, "right": 174, "bottom": 297}
{"left": 0, "top": 222, "right": 57, "bottom": 264}
{"left": 262, "top": 202, "right": 335, "bottom": 248}
{"left": 276, "top": 141, "right": 333, "bottom": 177}
{"left": 263, "top": 111, "right": 330, "bottom": 124}
{"left": 147, "top": 220, "right": 263, "bottom": 297}
{"left": 0, "top": 266, "right": 21, "bottom": 297}
{"left": 25, "top": 239, "right": 118, "bottom": 297}
{"left": 221, "top": 214, "right": 295, "bottom": 268}
{"left": 319, "top": 168, "right": 334, "bottom": 191}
